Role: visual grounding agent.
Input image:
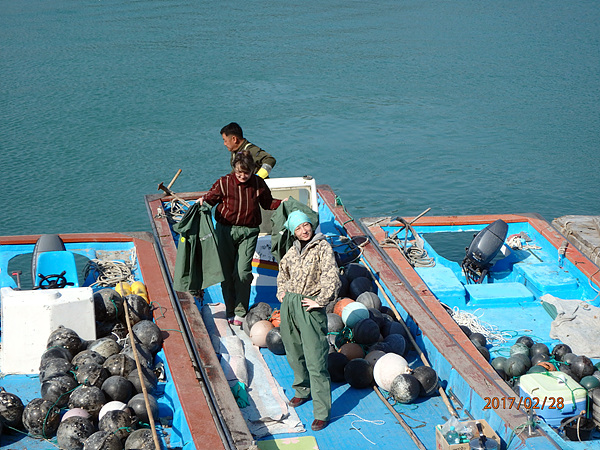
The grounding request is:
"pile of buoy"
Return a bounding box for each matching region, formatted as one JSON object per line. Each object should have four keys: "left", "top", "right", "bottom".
{"left": 0, "top": 283, "right": 163, "bottom": 450}
{"left": 326, "top": 263, "right": 439, "bottom": 405}
{"left": 489, "top": 335, "right": 600, "bottom": 431}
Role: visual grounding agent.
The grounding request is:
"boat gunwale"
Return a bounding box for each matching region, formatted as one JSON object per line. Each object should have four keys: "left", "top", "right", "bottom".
{"left": 145, "top": 193, "right": 253, "bottom": 450}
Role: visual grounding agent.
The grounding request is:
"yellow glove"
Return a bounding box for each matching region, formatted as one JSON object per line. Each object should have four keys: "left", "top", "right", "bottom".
{"left": 256, "top": 167, "right": 269, "bottom": 179}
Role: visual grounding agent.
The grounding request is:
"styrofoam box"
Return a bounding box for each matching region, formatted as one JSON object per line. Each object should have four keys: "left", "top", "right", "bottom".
{"left": 1, "top": 287, "right": 96, "bottom": 374}
{"left": 519, "top": 372, "right": 587, "bottom": 427}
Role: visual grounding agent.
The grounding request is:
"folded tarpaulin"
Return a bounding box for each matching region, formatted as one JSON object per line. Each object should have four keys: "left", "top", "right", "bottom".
{"left": 542, "top": 294, "right": 600, "bottom": 357}
{"left": 172, "top": 202, "right": 224, "bottom": 291}
{"left": 270, "top": 197, "right": 319, "bottom": 263}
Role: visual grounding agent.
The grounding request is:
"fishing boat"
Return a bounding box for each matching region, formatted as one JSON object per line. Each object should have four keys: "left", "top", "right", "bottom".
{"left": 357, "top": 212, "right": 600, "bottom": 449}
{"left": 0, "top": 232, "right": 223, "bottom": 449}
{"left": 145, "top": 177, "right": 564, "bottom": 449}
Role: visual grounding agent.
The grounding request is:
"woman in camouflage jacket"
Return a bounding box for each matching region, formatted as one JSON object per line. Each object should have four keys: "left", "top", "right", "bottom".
{"left": 276, "top": 210, "right": 341, "bottom": 432}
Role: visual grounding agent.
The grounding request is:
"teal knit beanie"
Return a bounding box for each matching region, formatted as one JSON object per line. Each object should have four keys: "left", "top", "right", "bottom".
{"left": 284, "top": 210, "right": 312, "bottom": 233}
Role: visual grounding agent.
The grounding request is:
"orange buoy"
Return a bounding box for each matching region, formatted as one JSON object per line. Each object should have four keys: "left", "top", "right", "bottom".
{"left": 333, "top": 298, "right": 355, "bottom": 317}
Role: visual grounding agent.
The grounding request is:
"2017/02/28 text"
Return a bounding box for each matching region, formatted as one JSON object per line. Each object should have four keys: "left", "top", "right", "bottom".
{"left": 483, "top": 397, "right": 564, "bottom": 410}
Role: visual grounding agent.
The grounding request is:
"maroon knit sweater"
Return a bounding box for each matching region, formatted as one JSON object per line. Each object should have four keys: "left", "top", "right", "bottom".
{"left": 203, "top": 173, "right": 282, "bottom": 227}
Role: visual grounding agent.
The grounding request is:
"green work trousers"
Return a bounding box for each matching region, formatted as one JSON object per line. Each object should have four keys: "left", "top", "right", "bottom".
{"left": 215, "top": 223, "right": 259, "bottom": 318}
{"left": 280, "top": 292, "right": 331, "bottom": 421}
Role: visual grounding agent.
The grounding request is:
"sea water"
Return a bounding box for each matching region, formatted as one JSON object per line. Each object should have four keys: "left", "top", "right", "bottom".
{"left": 1, "top": 0, "right": 599, "bottom": 236}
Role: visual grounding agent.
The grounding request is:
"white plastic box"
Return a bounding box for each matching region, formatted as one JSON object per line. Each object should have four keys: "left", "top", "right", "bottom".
{"left": 1, "top": 287, "right": 96, "bottom": 374}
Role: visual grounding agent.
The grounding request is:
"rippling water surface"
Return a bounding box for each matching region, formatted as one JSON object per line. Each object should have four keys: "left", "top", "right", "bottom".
{"left": 1, "top": 0, "right": 599, "bottom": 235}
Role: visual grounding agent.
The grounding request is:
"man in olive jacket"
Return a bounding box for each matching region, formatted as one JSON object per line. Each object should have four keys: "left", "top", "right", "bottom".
{"left": 221, "top": 122, "right": 276, "bottom": 179}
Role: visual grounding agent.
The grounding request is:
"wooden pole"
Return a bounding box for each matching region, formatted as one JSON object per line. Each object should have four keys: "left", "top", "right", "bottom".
{"left": 121, "top": 282, "right": 162, "bottom": 450}
{"left": 361, "top": 262, "right": 459, "bottom": 418}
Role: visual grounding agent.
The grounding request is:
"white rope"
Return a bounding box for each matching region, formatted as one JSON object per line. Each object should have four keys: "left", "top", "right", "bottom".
{"left": 85, "top": 247, "right": 137, "bottom": 287}
{"left": 450, "top": 307, "right": 512, "bottom": 343}
{"left": 330, "top": 413, "right": 385, "bottom": 446}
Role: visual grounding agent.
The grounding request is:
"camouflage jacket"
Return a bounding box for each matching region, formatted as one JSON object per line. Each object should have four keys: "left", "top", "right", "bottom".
{"left": 276, "top": 233, "right": 341, "bottom": 307}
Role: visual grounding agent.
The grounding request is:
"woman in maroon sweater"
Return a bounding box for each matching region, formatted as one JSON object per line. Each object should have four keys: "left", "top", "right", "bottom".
{"left": 199, "top": 151, "right": 282, "bottom": 324}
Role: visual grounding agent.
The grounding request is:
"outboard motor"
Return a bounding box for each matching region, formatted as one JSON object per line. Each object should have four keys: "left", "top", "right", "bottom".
{"left": 461, "top": 219, "right": 508, "bottom": 284}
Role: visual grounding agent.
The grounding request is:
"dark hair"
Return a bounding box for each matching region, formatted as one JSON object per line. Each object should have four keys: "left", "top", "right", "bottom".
{"left": 232, "top": 150, "right": 255, "bottom": 173}
{"left": 220, "top": 122, "right": 243, "bottom": 139}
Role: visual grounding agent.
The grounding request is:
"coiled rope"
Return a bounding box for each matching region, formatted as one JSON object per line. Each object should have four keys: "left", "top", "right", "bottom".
{"left": 83, "top": 248, "right": 137, "bottom": 287}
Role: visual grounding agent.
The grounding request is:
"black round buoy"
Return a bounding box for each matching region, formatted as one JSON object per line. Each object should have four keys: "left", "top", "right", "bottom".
{"left": 383, "top": 334, "right": 406, "bottom": 356}
{"left": 76, "top": 363, "right": 110, "bottom": 388}
{"left": 530, "top": 343, "right": 550, "bottom": 357}
{"left": 551, "top": 343, "right": 572, "bottom": 361}
{"left": 68, "top": 385, "right": 106, "bottom": 420}
{"left": 82, "top": 430, "right": 122, "bottom": 450}
{"left": 389, "top": 374, "right": 420, "bottom": 404}
{"left": 559, "top": 363, "right": 580, "bottom": 382}
{"left": 512, "top": 352, "right": 532, "bottom": 369}
{"left": 562, "top": 352, "right": 578, "bottom": 365}
{"left": 381, "top": 320, "right": 408, "bottom": 339}
{"left": 103, "top": 353, "right": 136, "bottom": 377}
{"left": 344, "top": 358, "right": 374, "bottom": 389}
{"left": 412, "top": 366, "right": 439, "bottom": 396}
{"left": 72, "top": 350, "right": 106, "bottom": 368}
{"left": 510, "top": 343, "right": 530, "bottom": 357}
{"left": 128, "top": 393, "right": 159, "bottom": 425}
{"left": 580, "top": 375, "right": 600, "bottom": 391}
{"left": 93, "top": 289, "right": 124, "bottom": 323}
{"left": 125, "top": 428, "right": 155, "bottom": 449}
{"left": 98, "top": 409, "right": 135, "bottom": 443}
{"left": 124, "top": 294, "right": 152, "bottom": 325}
{"left": 338, "top": 274, "right": 350, "bottom": 298}
{"left": 504, "top": 356, "right": 529, "bottom": 378}
{"left": 265, "top": 327, "right": 286, "bottom": 355}
{"left": 349, "top": 277, "right": 374, "bottom": 300}
{"left": 356, "top": 292, "right": 381, "bottom": 310}
{"left": 459, "top": 325, "right": 472, "bottom": 337}
{"left": 39, "top": 357, "right": 73, "bottom": 383}
{"left": 57, "top": 416, "right": 95, "bottom": 450}
{"left": 121, "top": 342, "right": 153, "bottom": 369}
{"left": 88, "top": 337, "right": 122, "bottom": 360}
{"left": 353, "top": 318, "right": 380, "bottom": 345}
{"left": 131, "top": 320, "right": 163, "bottom": 355}
{"left": 47, "top": 326, "right": 82, "bottom": 358}
{"left": 475, "top": 344, "right": 490, "bottom": 362}
{"left": 22, "top": 398, "right": 61, "bottom": 437}
{"left": 328, "top": 352, "right": 349, "bottom": 382}
{"left": 0, "top": 388, "right": 24, "bottom": 428}
{"left": 531, "top": 352, "right": 550, "bottom": 366}
{"left": 368, "top": 308, "right": 385, "bottom": 329}
{"left": 572, "top": 355, "right": 595, "bottom": 379}
{"left": 102, "top": 375, "right": 135, "bottom": 403}
{"left": 365, "top": 350, "right": 386, "bottom": 368}
{"left": 469, "top": 333, "right": 486, "bottom": 347}
{"left": 40, "top": 346, "right": 72, "bottom": 365}
{"left": 344, "top": 263, "right": 372, "bottom": 281}
{"left": 41, "top": 374, "right": 78, "bottom": 407}
{"left": 128, "top": 365, "right": 157, "bottom": 395}
{"left": 491, "top": 357, "right": 508, "bottom": 373}
{"left": 516, "top": 335, "right": 535, "bottom": 348}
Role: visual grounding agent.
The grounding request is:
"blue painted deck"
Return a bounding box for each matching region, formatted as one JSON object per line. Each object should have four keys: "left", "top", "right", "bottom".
{"left": 381, "top": 219, "right": 600, "bottom": 449}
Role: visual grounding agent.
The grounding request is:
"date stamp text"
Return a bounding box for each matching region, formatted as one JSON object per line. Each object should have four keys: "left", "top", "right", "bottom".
{"left": 483, "top": 396, "right": 564, "bottom": 410}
